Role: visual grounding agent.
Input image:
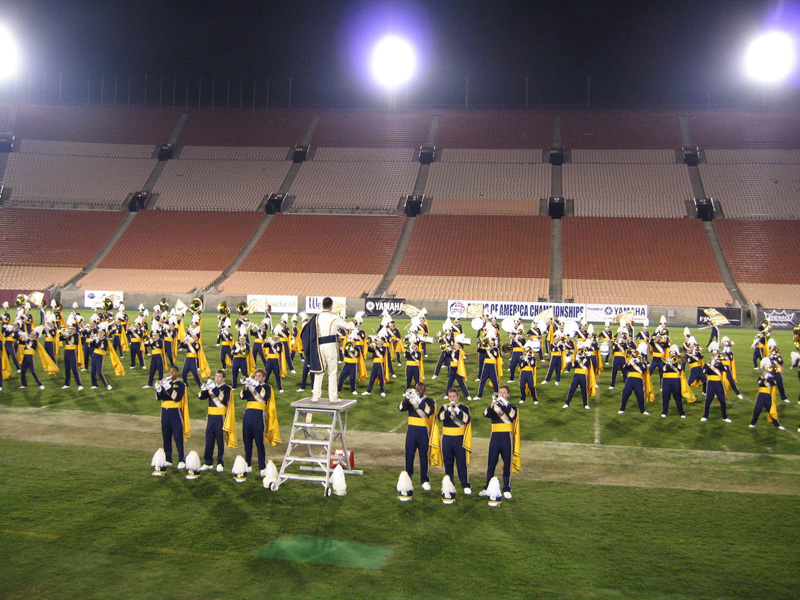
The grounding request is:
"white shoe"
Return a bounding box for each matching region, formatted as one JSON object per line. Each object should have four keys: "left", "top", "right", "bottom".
{"left": 608, "top": 386, "right": 615, "bottom": 390}
{"left": 478, "top": 489, "right": 488, "bottom": 497}
{"left": 392, "top": 374, "right": 397, "bottom": 378}
{"left": 680, "top": 415, "right": 686, "bottom": 419}
{"left": 107, "top": 385, "right": 112, "bottom": 390}
{"left": 585, "top": 405, "right": 591, "bottom": 410}
{"left": 422, "top": 482, "right": 431, "bottom": 491}
{"left": 474, "top": 378, "right": 480, "bottom": 382}
{"left": 661, "top": 414, "right": 667, "bottom": 418}
{"left": 562, "top": 404, "right": 570, "bottom": 409}
{"left": 39, "top": 385, "right": 45, "bottom": 390}
{"left": 784, "top": 399, "right": 791, "bottom": 404}
{"left": 463, "top": 487, "right": 472, "bottom": 495}
{"left": 279, "top": 389, "right": 284, "bottom": 393}
{"left": 199, "top": 465, "right": 213, "bottom": 471}
{"left": 330, "top": 398, "right": 340, "bottom": 403}
{"left": 90, "top": 386, "right": 98, "bottom": 389}
{"left": 723, "top": 418, "right": 732, "bottom": 423}
{"left": 541, "top": 380, "right": 548, "bottom": 385}
{"left": 466, "top": 396, "right": 472, "bottom": 401}
{"left": 642, "top": 411, "right": 649, "bottom": 416}
{"left": 503, "top": 491, "right": 512, "bottom": 500}
{"left": 474, "top": 396, "right": 482, "bottom": 402}
{"left": 738, "top": 394, "right": 744, "bottom": 400}
{"left": 216, "top": 464, "right": 224, "bottom": 472}
{"left": 362, "top": 391, "right": 371, "bottom": 395}
{"left": 77, "top": 386, "right": 83, "bottom": 391}
{"left": 778, "top": 425, "right": 786, "bottom": 431}
{"left": 246, "top": 466, "right": 252, "bottom": 473}
{"left": 352, "top": 390, "right": 358, "bottom": 395}
{"left": 61, "top": 385, "right": 70, "bottom": 389}
{"left": 164, "top": 462, "right": 172, "bottom": 467}
{"left": 554, "top": 381, "right": 559, "bottom": 386}
{"left": 507, "top": 380, "right": 514, "bottom": 384}
{"left": 431, "top": 375, "right": 437, "bottom": 379}
{"left": 748, "top": 424, "right": 756, "bottom": 428}
{"left": 17, "top": 369, "right": 21, "bottom": 373}
{"left": 381, "top": 392, "right": 386, "bottom": 397}
{"left": 142, "top": 385, "right": 151, "bottom": 389}
{"left": 290, "top": 370, "right": 296, "bottom": 374}
{"left": 533, "top": 400, "right": 539, "bottom": 405}
{"left": 177, "top": 462, "right": 186, "bottom": 469}
{"left": 296, "top": 388, "right": 305, "bottom": 392}
{"left": 700, "top": 417, "right": 708, "bottom": 422}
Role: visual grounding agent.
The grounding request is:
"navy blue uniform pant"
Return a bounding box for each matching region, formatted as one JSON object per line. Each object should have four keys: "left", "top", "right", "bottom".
{"left": 338, "top": 362, "right": 357, "bottom": 393}
{"left": 751, "top": 393, "right": 780, "bottom": 427}
{"left": 182, "top": 357, "right": 201, "bottom": 387}
{"left": 508, "top": 352, "right": 523, "bottom": 381}
{"left": 446, "top": 367, "right": 469, "bottom": 398}
{"left": 20, "top": 355, "right": 42, "bottom": 387}
{"left": 405, "top": 425, "right": 430, "bottom": 483}
{"left": 231, "top": 357, "right": 249, "bottom": 388}
{"left": 243, "top": 410, "right": 266, "bottom": 470}
{"left": 64, "top": 350, "right": 82, "bottom": 386}
{"left": 129, "top": 341, "right": 144, "bottom": 368}
{"left": 566, "top": 373, "right": 588, "bottom": 406}
{"left": 366, "top": 364, "right": 385, "bottom": 393}
{"left": 520, "top": 370, "right": 537, "bottom": 403}
{"left": 148, "top": 355, "right": 164, "bottom": 386}
{"left": 5, "top": 341, "right": 20, "bottom": 369}
{"left": 90, "top": 354, "right": 108, "bottom": 387}
{"left": 661, "top": 378, "right": 684, "bottom": 416}
{"left": 204, "top": 414, "right": 225, "bottom": 466}
{"left": 442, "top": 434, "right": 469, "bottom": 489}
{"left": 485, "top": 432, "right": 512, "bottom": 492}
{"left": 544, "top": 356, "right": 562, "bottom": 383}
{"left": 433, "top": 351, "right": 448, "bottom": 377}
{"left": 161, "top": 407, "right": 185, "bottom": 463}
{"left": 477, "top": 365, "right": 499, "bottom": 397}
{"left": 264, "top": 358, "right": 282, "bottom": 390}
{"left": 406, "top": 365, "right": 420, "bottom": 389}
{"left": 703, "top": 381, "right": 727, "bottom": 419}
{"left": 610, "top": 356, "right": 627, "bottom": 387}
{"left": 620, "top": 377, "right": 646, "bottom": 413}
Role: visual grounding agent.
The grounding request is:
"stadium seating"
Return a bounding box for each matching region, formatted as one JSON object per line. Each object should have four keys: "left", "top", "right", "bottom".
{"left": 238, "top": 214, "right": 405, "bottom": 274}
{"left": 688, "top": 111, "right": 800, "bottom": 149}
{"left": 434, "top": 110, "right": 552, "bottom": 149}
{"left": 704, "top": 149, "right": 800, "bottom": 164}
{"left": 289, "top": 161, "right": 419, "bottom": 211}
{"left": 3, "top": 154, "right": 156, "bottom": 206}
{"left": 561, "top": 111, "right": 683, "bottom": 149}
{"left": 561, "top": 217, "right": 732, "bottom": 306}
{"left": 178, "top": 146, "right": 289, "bottom": 161}
{"left": 439, "top": 149, "right": 542, "bottom": 163}
{"left": 151, "top": 159, "right": 291, "bottom": 210}
{"left": 428, "top": 198, "right": 540, "bottom": 216}
{"left": 397, "top": 215, "right": 550, "bottom": 278}
{"left": 313, "top": 147, "right": 415, "bottom": 162}
{"left": 13, "top": 104, "right": 178, "bottom": 144}
{"left": 570, "top": 149, "right": 676, "bottom": 164}
{"left": 177, "top": 109, "right": 314, "bottom": 147}
{"left": 0, "top": 265, "right": 82, "bottom": 290}
{"left": 0, "top": 207, "right": 125, "bottom": 266}
{"left": 715, "top": 220, "right": 800, "bottom": 286}
{"left": 220, "top": 272, "right": 382, "bottom": 297}
{"left": 311, "top": 111, "right": 431, "bottom": 148}
{"left": 389, "top": 275, "right": 549, "bottom": 302}
{"left": 18, "top": 139, "right": 155, "bottom": 158}
{"left": 698, "top": 164, "right": 800, "bottom": 219}
{"left": 425, "top": 163, "right": 550, "bottom": 200}
{"left": 0, "top": 102, "right": 10, "bottom": 133}
{"left": 562, "top": 164, "right": 691, "bottom": 217}
{"left": 97, "top": 210, "right": 263, "bottom": 271}
{"left": 74, "top": 268, "right": 219, "bottom": 294}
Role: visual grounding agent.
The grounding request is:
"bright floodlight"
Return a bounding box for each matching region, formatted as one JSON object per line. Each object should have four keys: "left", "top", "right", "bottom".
{"left": 371, "top": 35, "right": 416, "bottom": 89}
{"left": 745, "top": 31, "right": 795, "bottom": 83}
{"left": 0, "top": 27, "right": 18, "bottom": 80}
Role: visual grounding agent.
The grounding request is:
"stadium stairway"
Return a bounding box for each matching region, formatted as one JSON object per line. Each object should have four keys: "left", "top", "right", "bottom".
{"left": 703, "top": 221, "right": 749, "bottom": 312}
{"left": 205, "top": 213, "right": 274, "bottom": 292}
{"left": 63, "top": 211, "right": 139, "bottom": 287}
{"left": 371, "top": 216, "right": 417, "bottom": 297}
{"left": 549, "top": 219, "right": 563, "bottom": 302}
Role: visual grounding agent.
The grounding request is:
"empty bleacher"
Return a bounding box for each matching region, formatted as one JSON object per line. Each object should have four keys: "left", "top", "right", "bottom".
{"left": 0, "top": 103, "right": 10, "bottom": 133}
{"left": 425, "top": 163, "right": 550, "bottom": 200}
{"left": 570, "top": 149, "right": 676, "bottom": 164}
{"left": 562, "top": 164, "right": 691, "bottom": 217}
{"left": 97, "top": 210, "right": 263, "bottom": 271}
{"left": 0, "top": 265, "right": 83, "bottom": 290}
{"left": 434, "top": 111, "right": 552, "bottom": 149}
{"left": 428, "top": 198, "right": 540, "bottom": 216}
{"left": 439, "top": 149, "right": 542, "bottom": 163}
{"left": 313, "top": 147, "right": 414, "bottom": 162}
{"left": 688, "top": 111, "right": 800, "bottom": 149}
{"left": 177, "top": 109, "right": 314, "bottom": 147}
{"left": 152, "top": 159, "right": 291, "bottom": 210}
{"left": 13, "top": 104, "right": 178, "bottom": 144}
{"left": 561, "top": 110, "right": 683, "bottom": 149}
{"left": 289, "top": 161, "right": 419, "bottom": 211}
{"left": 177, "top": 146, "right": 289, "bottom": 161}
{"left": 395, "top": 215, "right": 550, "bottom": 299}
{"left": 18, "top": 139, "right": 155, "bottom": 158}
{"left": 562, "top": 217, "right": 732, "bottom": 306}
{"left": 0, "top": 207, "right": 125, "bottom": 267}
{"left": 3, "top": 153, "right": 156, "bottom": 207}
{"left": 311, "top": 111, "right": 431, "bottom": 148}
{"left": 698, "top": 164, "right": 800, "bottom": 219}
{"left": 220, "top": 272, "right": 382, "bottom": 297}
{"left": 704, "top": 149, "right": 800, "bottom": 164}
{"left": 75, "top": 268, "right": 219, "bottom": 294}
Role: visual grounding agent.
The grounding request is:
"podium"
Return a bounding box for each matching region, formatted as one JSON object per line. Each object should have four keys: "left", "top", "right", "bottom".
{"left": 272, "top": 397, "right": 362, "bottom": 496}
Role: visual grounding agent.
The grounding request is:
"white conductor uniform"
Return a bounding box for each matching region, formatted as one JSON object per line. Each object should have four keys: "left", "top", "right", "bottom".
{"left": 312, "top": 310, "right": 353, "bottom": 403}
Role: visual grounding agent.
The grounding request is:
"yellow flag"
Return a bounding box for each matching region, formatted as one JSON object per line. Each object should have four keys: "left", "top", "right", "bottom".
{"left": 428, "top": 418, "right": 442, "bottom": 468}
{"left": 463, "top": 421, "right": 473, "bottom": 465}
{"left": 680, "top": 372, "right": 696, "bottom": 403}
{"left": 77, "top": 341, "right": 85, "bottom": 370}
{"left": 767, "top": 387, "right": 779, "bottom": 423}
{"left": 107, "top": 344, "right": 126, "bottom": 376}
{"left": 1, "top": 344, "right": 11, "bottom": 380}
{"left": 644, "top": 370, "right": 655, "bottom": 403}
{"left": 511, "top": 413, "right": 522, "bottom": 473}
{"left": 179, "top": 387, "right": 191, "bottom": 439}
{"left": 223, "top": 396, "right": 238, "bottom": 448}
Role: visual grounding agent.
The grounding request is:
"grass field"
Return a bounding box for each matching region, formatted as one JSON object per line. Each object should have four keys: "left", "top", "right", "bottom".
{"left": 2, "top": 313, "right": 800, "bottom": 599}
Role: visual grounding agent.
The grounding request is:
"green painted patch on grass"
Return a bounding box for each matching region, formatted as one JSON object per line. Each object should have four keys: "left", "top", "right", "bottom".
{"left": 253, "top": 535, "right": 393, "bottom": 570}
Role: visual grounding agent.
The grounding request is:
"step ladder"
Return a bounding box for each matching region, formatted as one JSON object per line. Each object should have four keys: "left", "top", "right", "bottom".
{"left": 272, "top": 397, "right": 363, "bottom": 496}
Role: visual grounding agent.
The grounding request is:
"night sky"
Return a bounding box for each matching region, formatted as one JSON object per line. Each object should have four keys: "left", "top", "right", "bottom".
{"left": 0, "top": 0, "right": 796, "bottom": 108}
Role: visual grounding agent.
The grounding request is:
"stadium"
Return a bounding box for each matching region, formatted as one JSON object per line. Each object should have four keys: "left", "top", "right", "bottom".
{"left": 1, "top": 2, "right": 800, "bottom": 599}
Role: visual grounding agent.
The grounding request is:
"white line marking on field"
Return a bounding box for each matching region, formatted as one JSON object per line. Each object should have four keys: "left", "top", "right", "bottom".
{"left": 389, "top": 420, "right": 406, "bottom": 433}
{"left": 594, "top": 402, "right": 601, "bottom": 444}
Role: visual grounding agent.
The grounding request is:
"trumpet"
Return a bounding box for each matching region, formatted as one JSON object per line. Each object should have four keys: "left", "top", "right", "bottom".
{"left": 479, "top": 337, "right": 491, "bottom": 350}
{"left": 200, "top": 377, "right": 215, "bottom": 391}
{"left": 491, "top": 392, "right": 501, "bottom": 404}
{"left": 343, "top": 340, "right": 355, "bottom": 354}
{"left": 240, "top": 376, "right": 257, "bottom": 387}
{"left": 154, "top": 377, "right": 172, "bottom": 393}
{"left": 15, "top": 294, "right": 28, "bottom": 307}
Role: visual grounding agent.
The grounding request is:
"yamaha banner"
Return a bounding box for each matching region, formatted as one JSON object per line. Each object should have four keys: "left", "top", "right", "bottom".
{"left": 364, "top": 298, "right": 406, "bottom": 316}
{"left": 696, "top": 307, "right": 742, "bottom": 327}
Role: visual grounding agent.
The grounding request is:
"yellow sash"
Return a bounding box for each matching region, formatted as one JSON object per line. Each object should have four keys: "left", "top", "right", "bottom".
{"left": 198, "top": 345, "right": 211, "bottom": 379}
{"left": 108, "top": 344, "right": 126, "bottom": 376}
{"left": 36, "top": 343, "right": 60, "bottom": 375}
{"left": 223, "top": 396, "right": 238, "bottom": 447}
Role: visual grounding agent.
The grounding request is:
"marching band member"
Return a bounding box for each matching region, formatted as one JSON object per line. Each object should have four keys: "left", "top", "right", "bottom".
{"left": 701, "top": 344, "right": 731, "bottom": 423}
{"left": 519, "top": 344, "right": 538, "bottom": 404}
{"left": 42, "top": 316, "right": 58, "bottom": 362}
{"left": 198, "top": 369, "right": 234, "bottom": 471}
{"left": 219, "top": 325, "right": 234, "bottom": 369}
{"left": 707, "top": 320, "right": 720, "bottom": 347}
{"left": 240, "top": 368, "right": 280, "bottom": 476}
{"left": 89, "top": 328, "right": 113, "bottom": 390}
{"left": 767, "top": 339, "right": 788, "bottom": 403}
{"left": 112, "top": 309, "right": 128, "bottom": 359}
{"left": 363, "top": 333, "right": 389, "bottom": 396}
{"left": 452, "top": 316, "right": 464, "bottom": 337}
{"left": 21, "top": 302, "right": 34, "bottom": 334}
{"left": 685, "top": 337, "right": 707, "bottom": 390}
{"left": 231, "top": 334, "right": 251, "bottom": 389}
{"left": 59, "top": 323, "right": 83, "bottom": 390}
{"left": 438, "top": 388, "right": 472, "bottom": 495}
{"left": 80, "top": 321, "right": 94, "bottom": 372}
{"left": 475, "top": 336, "right": 501, "bottom": 401}
{"left": 479, "top": 385, "right": 520, "bottom": 499}
{"left": 660, "top": 346, "right": 686, "bottom": 418}
{"left": 562, "top": 332, "right": 575, "bottom": 373}
{"left": 338, "top": 336, "right": 360, "bottom": 395}
{"left": 263, "top": 332, "right": 284, "bottom": 392}
{"left": 181, "top": 330, "right": 203, "bottom": 388}
{"left": 526, "top": 321, "right": 545, "bottom": 363}
{"left": 3, "top": 319, "right": 21, "bottom": 372}
{"left": 563, "top": 345, "right": 595, "bottom": 409}
{"left": 599, "top": 321, "right": 614, "bottom": 365}
{"left": 648, "top": 330, "right": 668, "bottom": 381}
{"left": 144, "top": 329, "right": 165, "bottom": 388}
{"left": 541, "top": 331, "right": 565, "bottom": 386}
{"left": 278, "top": 314, "right": 295, "bottom": 373}
{"left": 749, "top": 359, "right": 785, "bottom": 430}
{"left": 156, "top": 366, "right": 189, "bottom": 469}
{"left": 431, "top": 318, "right": 454, "bottom": 379}
{"left": 635, "top": 318, "right": 650, "bottom": 349}
{"left": 445, "top": 336, "right": 471, "bottom": 400}
{"left": 507, "top": 320, "right": 525, "bottom": 383}
{"left": 405, "top": 336, "right": 422, "bottom": 389}
{"left": 251, "top": 323, "right": 269, "bottom": 369}
{"left": 790, "top": 351, "right": 800, "bottom": 405}
{"left": 18, "top": 332, "right": 45, "bottom": 390}
{"left": 289, "top": 314, "right": 299, "bottom": 362}
{"left": 752, "top": 327, "right": 768, "bottom": 369}
{"left": 617, "top": 343, "right": 653, "bottom": 415}
{"left": 475, "top": 313, "right": 489, "bottom": 381}
{"left": 162, "top": 317, "right": 178, "bottom": 368}
{"left": 608, "top": 332, "right": 631, "bottom": 390}
{"left": 418, "top": 309, "right": 430, "bottom": 357}
{"left": 399, "top": 383, "right": 436, "bottom": 491}
{"left": 682, "top": 327, "right": 693, "bottom": 354}
{"left": 720, "top": 336, "right": 743, "bottom": 400}
{"left": 389, "top": 319, "right": 403, "bottom": 368}
{"left": 128, "top": 319, "right": 146, "bottom": 369}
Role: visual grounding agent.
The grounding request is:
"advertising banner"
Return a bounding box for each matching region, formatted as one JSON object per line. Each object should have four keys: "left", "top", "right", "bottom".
{"left": 305, "top": 296, "right": 347, "bottom": 314}
{"left": 246, "top": 295, "right": 298, "bottom": 314}
{"left": 584, "top": 304, "right": 649, "bottom": 324}
{"left": 83, "top": 291, "right": 123, "bottom": 309}
{"left": 758, "top": 309, "right": 798, "bottom": 329}
{"left": 447, "top": 300, "right": 585, "bottom": 320}
{"left": 364, "top": 297, "right": 406, "bottom": 316}
{"left": 696, "top": 307, "right": 742, "bottom": 327}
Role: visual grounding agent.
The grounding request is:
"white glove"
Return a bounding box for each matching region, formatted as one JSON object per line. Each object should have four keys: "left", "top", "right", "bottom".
{"left": 162, "top": 381, "right": 171, "bottom": 391}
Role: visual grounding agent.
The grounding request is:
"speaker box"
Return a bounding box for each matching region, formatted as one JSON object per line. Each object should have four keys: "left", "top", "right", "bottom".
{"left": 548, "top": 197, "right": 565, "bottom": 219}
{"left": 129, "top": 191, "right": 149, "bottom": 212}
{"left": 695, "top": 197, "right": 714, "bottom": 221}
{"left": 404, "top": 194, "right": 423, "bottom": 217}
{"left": 266, "top": 192, "right": 287, "bottom": 214}
{"left": 418, "top": 145, "right": 436, "bottom": 165}
{"left": 293, "top": 145, "right": 309, "bottom": 163}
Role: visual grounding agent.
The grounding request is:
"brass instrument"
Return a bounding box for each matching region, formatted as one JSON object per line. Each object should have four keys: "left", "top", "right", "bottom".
{"left": 158, "top": 298, "right": 169, "bottom": 312}
{"left": 344, "top": 340, "right": 355, "bottom": 354}
{"left": 237, "top": 301, "right": 249, "bottom": 315}
{"left": 479, "top": 336, "right": 491, "bottom": 350}
{"left": 500, "top": 341, "right": 512, "bottom": 356}
{"left": 758, "top": 318, "right": 771, "bottom": 335}
{"left": 189, "top": 298, "right": 203, "bottom": 314}
{"left": 102, "top": 297, "right": 114, "bottom": 311}
{"left": 491, "top": 391, "right": 501, "bottom": 404}
{"left": 524, "top": 347, "right": 534, "bottom": 357}
{"left": 15, "top": 294, "right": 28, "bottom": 307}
{"left": 368, "top": 335, "right": 381, "bottom": 352}
{"left": 402, "top": 338, "right": 413, "bottom": 351}
{"left": 794, "top": 324, "right": 800, "bottom": 350}
{"left": 440, "top": 339, "right": 450, "bottom": 352}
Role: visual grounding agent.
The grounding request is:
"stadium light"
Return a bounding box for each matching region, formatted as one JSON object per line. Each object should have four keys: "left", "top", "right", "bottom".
{"left": 0, "top": 26, "right": 18, "bottom": 80}
{"left": 370, "top": 35, "right": 416, "bottom": 90}
{"left": 744, "top": 31, "right": 796, "bottom": 83}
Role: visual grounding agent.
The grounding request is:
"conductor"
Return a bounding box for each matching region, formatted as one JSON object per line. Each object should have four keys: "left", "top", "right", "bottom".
{"left": 301, "top": 297, "right": 353, "bottom": 403}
